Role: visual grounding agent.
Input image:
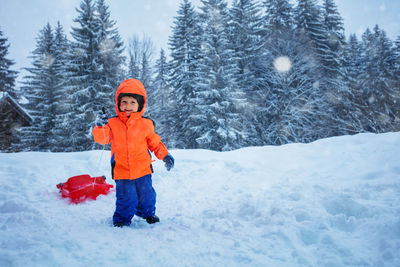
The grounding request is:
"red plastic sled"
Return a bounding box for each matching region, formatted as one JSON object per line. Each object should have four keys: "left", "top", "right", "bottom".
{"left": 57, "top": 174, "right": 114, "bottom": 204}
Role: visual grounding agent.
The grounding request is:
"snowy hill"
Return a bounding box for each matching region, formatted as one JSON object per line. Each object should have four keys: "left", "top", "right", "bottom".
{"left": 1, "top": 132, "right": 399, "bottom": 266}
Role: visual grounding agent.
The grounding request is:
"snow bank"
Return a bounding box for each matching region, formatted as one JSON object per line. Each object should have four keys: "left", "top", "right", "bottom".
{"left": 0, "top": 132, "right": 399, "bottom": 266}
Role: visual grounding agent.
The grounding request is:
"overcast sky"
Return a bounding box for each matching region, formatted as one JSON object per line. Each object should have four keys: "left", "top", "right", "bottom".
{"left": 1, "top": 0, "right": 399, "bottom": 83}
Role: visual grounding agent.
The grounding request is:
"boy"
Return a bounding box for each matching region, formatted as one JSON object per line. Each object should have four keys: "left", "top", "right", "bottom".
{"left": 92, "top": 79, "right": 174, "bottom": 227}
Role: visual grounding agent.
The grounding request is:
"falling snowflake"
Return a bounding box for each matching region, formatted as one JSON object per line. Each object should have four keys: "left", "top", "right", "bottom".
{"left": 368, "top": 95, "right": 375, "bottom": 104}
{"left": 273, "top": 56, "right": 292, "bottom": 73}
{"left": 99, "top": 39, "right": 115, "bottom": 54}
{"left": 327, "top": 32, "right": 339, "bottom": 46}
{"left": 41, "top": 53, "right": 55, "bottom": 68}
{"left": 326, "top": 91, "right": 341, "bottom": 104}
{"left": 378, "top": 113, "right": 391, "bottom": 125}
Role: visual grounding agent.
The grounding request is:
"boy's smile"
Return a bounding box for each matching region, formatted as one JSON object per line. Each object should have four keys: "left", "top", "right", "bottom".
{"left": 119, "top": 96, "right": 139, "bottom": 116}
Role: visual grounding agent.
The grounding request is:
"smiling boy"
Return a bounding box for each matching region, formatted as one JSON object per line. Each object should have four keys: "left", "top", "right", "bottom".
{"left": 120, "top": 94, "right": 140, "bottom": 116}
{"left": 92, "top": 79, "right": 174, "bottom": 227}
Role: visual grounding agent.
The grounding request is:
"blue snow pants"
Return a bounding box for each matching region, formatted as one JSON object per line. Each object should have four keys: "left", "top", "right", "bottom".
{"left": 112, "top": 174, "right": 156, "bottom": 226}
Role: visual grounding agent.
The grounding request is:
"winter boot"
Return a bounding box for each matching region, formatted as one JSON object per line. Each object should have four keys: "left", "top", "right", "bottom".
{"left": 145, "top": 215, "right": 160, "bottom": 224}
{"left": 113, "top": 222, "right": 127, "bottom": 228}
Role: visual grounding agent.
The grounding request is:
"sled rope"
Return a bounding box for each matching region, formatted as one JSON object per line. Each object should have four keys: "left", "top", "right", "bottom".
{"left": 94, "top": 108, "right": 108, "bottom": 177}
{"left": 96, "top": 126, "right": 107, "bottom": 175}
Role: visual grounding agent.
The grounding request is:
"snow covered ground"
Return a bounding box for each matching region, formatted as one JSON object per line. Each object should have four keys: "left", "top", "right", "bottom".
{"left": 0, "top": 132, "right": 399, "bottom": 266}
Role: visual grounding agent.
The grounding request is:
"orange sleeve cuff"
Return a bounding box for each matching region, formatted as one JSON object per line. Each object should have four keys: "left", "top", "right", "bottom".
{"left": 92, "top": 125, "right": 111, "bottom": 144}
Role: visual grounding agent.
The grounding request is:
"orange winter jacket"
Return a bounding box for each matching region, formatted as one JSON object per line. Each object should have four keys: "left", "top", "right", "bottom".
{"left": 92, "top": 79, "right": 169, "bottom": 180}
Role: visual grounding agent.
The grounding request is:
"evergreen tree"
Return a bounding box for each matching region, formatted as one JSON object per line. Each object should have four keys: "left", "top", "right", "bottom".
{"left": 263, "top": 0, "right": 294, "bottom": 35}
{"left": 96, "top": 0, "right": 125, "bottom": 113}
{"left": 127, "top": 52, "right": 140, "bottom": 79}
{"left": 343, "top": 34, "right": 362, "bottom": 92}
{"left": 69, "top": 0, "right": 99, "bottom": 151}
{"left": 0, "top": 28, "right": 18, "bottom": 98}
{"left": 294, "top": 0, "right": 329, "bottom": 78}
{"left": 258, "top": 0, "right": 294, "bottom": 144}
{"left": 257, "top": 0, "right": 324, "bottom": 144}
{"left": 261, "top": 0, "right": 325, "bottom": 145}
{"left": 19, "top": 23, "right": 56, "bottom": 151}
{"left": 394, "top": 35, "right": 400, "bottom": 103}
{"left": 229, "top": 0, "right": 263, "bottom": 86}
{"left": 126, "top": 35, "right": 155, "bottom": 115}
{"left": 0, "top": 28, "right": 20, "bottom": 151}
{"left": 321, "top": 0, "right": 349, "bottom": 136}
{"left": 48, "top": 22, "right": 75, "bottom": 151}
{"left": 148, "top": 49, "right": 173, "bottom": 145}
{"left": 360, "top": 26, "right": 398, "bottom": 132}
{"left": 294, "top": 0, "right": 333, "bottom": 138}
{"left": 321, "top": 0, "right": 345, "bottom": 77}
{"left": 126, "top": 35, "right": 154, "bottom": 88}
{"left": 168, "top": 0, "right": 202, "bottom": 148}
{"left": 190, "top": 0, "right": 243, "bottom": 151}
{"left": 342, "top": 34, "right": 364, "bottom": 133}
{"left": 262, "top": 49, "right": 323, "bottom": 145}
{"left": 69, "top": 0, "right": 124, "bottom": 151}
{"left": 228, "top": 0, "right": 263, "bottom": 146}
{"left": 140, "top": 51, "right": 153, "bottom": 92}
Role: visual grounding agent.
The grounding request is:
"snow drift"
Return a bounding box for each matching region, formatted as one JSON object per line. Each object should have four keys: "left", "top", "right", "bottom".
{"left": 0, "top": 132, "right": 399, "bottom": 266}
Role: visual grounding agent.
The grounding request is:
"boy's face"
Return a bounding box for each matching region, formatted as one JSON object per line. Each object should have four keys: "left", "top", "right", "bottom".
{"left": 120, "top": 96, "right": 139, "bottom": 116}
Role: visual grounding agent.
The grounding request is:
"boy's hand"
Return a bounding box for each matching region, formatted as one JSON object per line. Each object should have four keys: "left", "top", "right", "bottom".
{"left": 95, "top": 108, "right": 108, "bottom": 126}
{"left": 163, "top": 154, "right": 174, "bottom": 171}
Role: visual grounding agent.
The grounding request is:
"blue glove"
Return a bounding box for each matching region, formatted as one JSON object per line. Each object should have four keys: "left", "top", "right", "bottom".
{"left": 95, "top": 107, "right": 108, "bottom": 126}
{"left": 163, "top": 154, "right": 174, "bottom": 171}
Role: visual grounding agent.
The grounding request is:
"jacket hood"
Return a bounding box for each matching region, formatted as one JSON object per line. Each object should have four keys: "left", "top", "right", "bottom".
{"left": 115, "top": 79, "right": 147, "bottom": 119}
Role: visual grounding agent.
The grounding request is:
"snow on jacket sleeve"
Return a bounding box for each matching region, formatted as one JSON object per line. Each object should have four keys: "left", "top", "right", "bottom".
{"left": 92, "top": 125, "right": 112, "bottom": 144}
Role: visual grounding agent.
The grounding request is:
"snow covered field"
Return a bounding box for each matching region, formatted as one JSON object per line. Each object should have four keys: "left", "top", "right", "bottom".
{"left": 0, "top": 132, "right": 399, "bottom": 266}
